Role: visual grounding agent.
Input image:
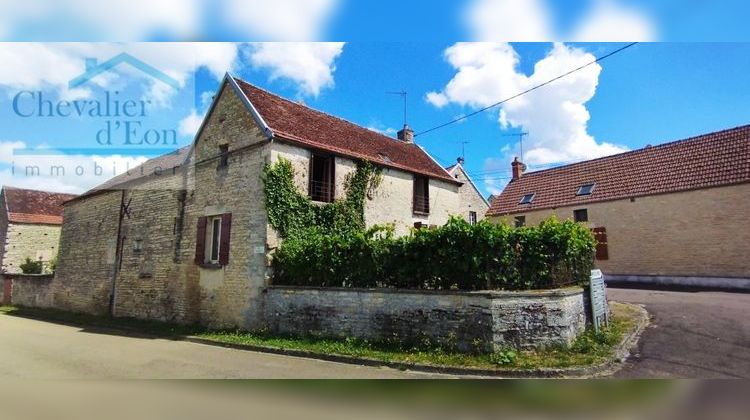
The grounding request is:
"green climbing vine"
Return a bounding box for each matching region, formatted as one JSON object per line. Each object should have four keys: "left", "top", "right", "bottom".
{"left": 262, "top": 158, "right": 383, "bottom": 239}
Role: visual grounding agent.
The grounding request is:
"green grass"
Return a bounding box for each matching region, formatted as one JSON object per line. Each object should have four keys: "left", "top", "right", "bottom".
{"left": 0, "top": 302, "right": 639, "bottom": 371}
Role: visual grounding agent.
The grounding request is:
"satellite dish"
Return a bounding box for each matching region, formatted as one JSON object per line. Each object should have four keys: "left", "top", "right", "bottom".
{"left": 521, "top": 163, "right": 528, "bottom": 172}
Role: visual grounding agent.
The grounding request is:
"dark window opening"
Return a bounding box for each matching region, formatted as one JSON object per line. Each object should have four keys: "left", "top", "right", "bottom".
{"left": 577, "top": 183, "right": 595, "bottom": 196}
{"left": 218, "top": 145, "right": 229, "bottom": 168}
{"left": 209, "top": 217, "right": 221, "bottom": 263}
{"left": 309, "top": 154, "right": 335, "bottom": 202}
{"left": 519, "top": 193, "right": 535, "bottom": 204}
{"left": 413, "top": 222, "right": 424, "bottom": 229}
{"left": 413, "top": 176, "right": 430, "bottom": 214}
{"left": 592, "top": 227, "right": 609, "bottom": 260}
{"left": 573, "top": 209, "right": 589, "bottom": 222}
{"left": 514, "top": 216, "right": 526, "bottom": 228}
{"left": 469, "top": 211, "right": 477, "bottom": 225}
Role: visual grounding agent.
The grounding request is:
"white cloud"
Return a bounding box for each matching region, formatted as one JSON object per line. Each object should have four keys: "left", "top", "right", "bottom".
{"left": 571, "top": 0, "right": 656, "bottom": 41}
{"left": 178, "top": 109, "right": 204, "bottom": 138}
{"left": 465, "top": 0, "right": 553, "bottom": 41}
{"left": 464, "top": 0, "right": 656, "bottom": 41}
{"left": 0, "top": 43, "right": 238, "bottom": 102}
{"left": 223, "top": 0, "right": 339, "bottom": 41}
{"left": 366, "top": 125, "right": 397, "bottom": 137}
{"left": 0, "top": 140, "right": 148, "bottom": 194}
{"left": 427, "top": 42, "right": 628, "bottom": 193}
{"left": 244, "top": 42, "right": 345, "bottom": 96}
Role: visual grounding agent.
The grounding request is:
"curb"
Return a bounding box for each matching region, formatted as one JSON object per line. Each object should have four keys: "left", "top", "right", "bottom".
{"left": 183, "top": 301, "right": 650, "bottom": 378}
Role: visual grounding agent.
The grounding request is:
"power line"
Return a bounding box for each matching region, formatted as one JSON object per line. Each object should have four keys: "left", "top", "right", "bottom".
{"left": 415, "top": 42, "right": 639, "bottom": 138}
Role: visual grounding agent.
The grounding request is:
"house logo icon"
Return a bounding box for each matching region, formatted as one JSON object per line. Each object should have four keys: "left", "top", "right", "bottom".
{"left": 68, "top": 53, "right": 180, "bottom": 90}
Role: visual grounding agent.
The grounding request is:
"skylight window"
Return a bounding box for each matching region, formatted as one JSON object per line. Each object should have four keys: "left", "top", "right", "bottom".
{"left": 519, "top": 193, "right": 535, "bottom": 205}
{"left": 576, "top": 183, "right": 596, "bottom": 196}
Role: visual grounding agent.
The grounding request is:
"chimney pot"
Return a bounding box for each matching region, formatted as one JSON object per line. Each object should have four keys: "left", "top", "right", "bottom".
{"left": 457, "top": 157, "right": 465, "bottom": 165}
{"left": 397, "top": 124, "right": 414, "bottom": 143}
{"left": 511, "top": 156, "right": 524, "bottom": 180}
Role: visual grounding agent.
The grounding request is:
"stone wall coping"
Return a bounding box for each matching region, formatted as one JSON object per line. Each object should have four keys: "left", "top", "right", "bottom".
{"left": 264, "top": 285, "right": 583, "bottom": 298}
{"left": 2, "top": 273, "right": 55, "bottom": 280}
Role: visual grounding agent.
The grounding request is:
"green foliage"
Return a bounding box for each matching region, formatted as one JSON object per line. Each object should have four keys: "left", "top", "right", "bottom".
{"left": 273, "top": 217, "right": 597, "bottom": 291}
{"left": 19, "top": 257, "right": 43, "bottom": 274}
{"left": 262, "top": 158, "right": 382, "bottom": 238}
{"left": 47, "top": 256, "right": 57, "bottom": 273}
{"left": 489, "top": 350, "right": 518, "bottom": 366}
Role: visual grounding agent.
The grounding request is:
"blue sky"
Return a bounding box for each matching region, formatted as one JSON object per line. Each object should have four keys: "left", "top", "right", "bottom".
{"left": 1, "top": 42, "right": 749, "bottom": 195}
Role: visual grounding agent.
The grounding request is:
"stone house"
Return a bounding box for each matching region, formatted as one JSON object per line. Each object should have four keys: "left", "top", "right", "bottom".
{"left": 52, "top": 74, "right": 487, "bottom": 328}
{"left": 444, "top": 157, "right": 490, "bottom": 224}
{"left": 486, "top": 125, "right": 750, "bottom": 289}
{"left": 0, "top": 186, "right": 76, "bottom": 274}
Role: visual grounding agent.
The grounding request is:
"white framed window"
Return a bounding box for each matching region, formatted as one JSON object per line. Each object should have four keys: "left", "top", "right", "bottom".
{"left": 469, "top": 211, "right": 477, "bottom": 225}
{"left": 205, "top": 216, "right": 222, "bottom": 264}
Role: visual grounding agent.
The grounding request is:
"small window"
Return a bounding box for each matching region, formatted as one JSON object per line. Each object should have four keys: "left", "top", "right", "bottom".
{"left": 206, "top": 216, "right": 221, "bottom": 264}
{"left": 573, "top": 209, "right": 589, "bottom": 223}
{"left": 133, "top": 239, "right": 143, "bottom": 252}
{"left": 413, "top": 175, "right": 430, "bottom": 214}
{"left": 309, "top": 154, "right": 335, "bottom": 202}
{"left": 413, "top": 222, "right": 424, "bottom": 229}
{"left": 514, "top": 216, "right": 526, "bottom": 228}
{"left": 576, "top": 183, "right": 595, "bottom": 196}
{"left": 218, "top": 144, "right": 229, "bottom": 168}
{"left": 519, "top": 193, "right": 535, "bottom": 205}
{"left": 469, "top": 211, "right": 477, "bottom": 225}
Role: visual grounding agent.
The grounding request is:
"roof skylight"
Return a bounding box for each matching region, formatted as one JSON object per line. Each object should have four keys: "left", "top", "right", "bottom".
{"left": 519, "top": 193, "right": 535, "bottom": 205}
{"left": 577, "top": 183, "right": 596, "bottom": 196}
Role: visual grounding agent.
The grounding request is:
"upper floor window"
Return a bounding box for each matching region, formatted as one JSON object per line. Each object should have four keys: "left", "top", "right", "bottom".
{"left": 573, "top": 209, "right": 589, "bottom": 223}
{"left": 514, "top": 215, "right": 526, "bottom": 228}
{"left": 519, "top": 193, "right": 535, "bottom": 205}
{"left": 218, "top": 144, "right": 229, "bottom": 168}
{"left": 576, "top": 183, "right": 595, "bottom": 196}
{"left": 413, "top": 175, "right": 430, "bottom": 214}
{"left": 309, "top": 154, "right": 335, "bottom": 203}
{"left": 469, "top": 211, "right": 477, "bottom": 225}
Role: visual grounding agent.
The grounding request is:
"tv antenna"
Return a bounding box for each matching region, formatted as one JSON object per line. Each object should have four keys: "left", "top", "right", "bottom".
{"left": 456, "top": 140, "right": 470, "bottom": 161}
{"left": 387, "top": 90, "right": 408, "bottom": 126}
{"left": 502, "top": 132, "right": 529, "bottom": 162}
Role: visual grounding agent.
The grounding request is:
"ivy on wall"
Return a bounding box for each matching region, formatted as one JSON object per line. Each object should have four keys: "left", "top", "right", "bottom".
{"left": 262, "top": 158, "right": 383, "bottom": 238}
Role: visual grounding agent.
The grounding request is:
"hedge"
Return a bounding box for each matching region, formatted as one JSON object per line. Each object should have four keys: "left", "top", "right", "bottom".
{"left": 271, "top": 217, "right": 597, "bottom": 291}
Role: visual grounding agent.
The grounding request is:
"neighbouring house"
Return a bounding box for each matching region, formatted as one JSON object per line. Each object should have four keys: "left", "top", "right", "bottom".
{"left": 444, "top": 157, "right": 490, "bottom": 225}
{"left": 52, "top": 74, "right": 481, "bottom": 328}
{"left": 486, "top": 125, "right": 750, "bottom": 289}
{"left": 0, "top": 186, "right": 76, "bottom": 274}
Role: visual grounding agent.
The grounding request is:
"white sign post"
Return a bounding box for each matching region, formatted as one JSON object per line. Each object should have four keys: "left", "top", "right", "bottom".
{"left": 590, "top": 269, "right": 610, "bottom": 332}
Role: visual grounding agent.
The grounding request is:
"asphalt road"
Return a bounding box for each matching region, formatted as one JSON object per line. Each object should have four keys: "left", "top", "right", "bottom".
{"left": 0, "top": 314, "right": 436, "bottom": 379}
{"left": 609, "top": 287, "right": 750, "bottom": 378}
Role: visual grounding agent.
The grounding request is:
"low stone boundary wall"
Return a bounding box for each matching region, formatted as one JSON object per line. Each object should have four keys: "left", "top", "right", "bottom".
{"left": 262, "top": 286, "right": 587, "bottom": 353}
{"left": 2, "top": 274, "right": 55, "bottom": 308}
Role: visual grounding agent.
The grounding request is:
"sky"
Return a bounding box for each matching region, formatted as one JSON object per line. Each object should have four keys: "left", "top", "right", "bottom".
{"left": 1, "top": 42, "right": 749, "bottom": 197}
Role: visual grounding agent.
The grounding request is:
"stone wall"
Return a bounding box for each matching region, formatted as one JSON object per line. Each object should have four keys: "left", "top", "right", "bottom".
{"left": 489, "top": 183, "right": 750, "bottom": 279}
{"left": 262, "top": 286, "right": 587, "bottom": 352}
{"left": 3, "top": 274, "right": 54, "bottom": 308}
{"left": 1, "top": 223, "right": 62, "bottom": 274}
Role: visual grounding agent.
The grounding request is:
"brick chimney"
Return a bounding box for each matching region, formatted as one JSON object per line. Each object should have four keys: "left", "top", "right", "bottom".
{"left": 397, "top": 124, "right": 414, "bottom": 143}
{"left": 511, "top": 156, "right": 524, "bottom": 180}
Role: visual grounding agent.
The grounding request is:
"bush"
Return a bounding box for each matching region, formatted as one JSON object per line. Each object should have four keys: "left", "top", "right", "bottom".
{"left": 272, "top": 217, "right": 596, "bottom": 291}
{"left": 19, "top": 257, "right": 43, "bottom": 274}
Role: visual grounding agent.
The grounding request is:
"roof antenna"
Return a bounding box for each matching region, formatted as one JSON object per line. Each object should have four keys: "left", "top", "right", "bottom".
{"left": 387, "top": 90, "right": 408, "bottom": 127}
{"left": 502, "top": 132, "right": 529, "bottom": 162}
{"left": 456, "top": 140, "right": 469, "bottom": 161}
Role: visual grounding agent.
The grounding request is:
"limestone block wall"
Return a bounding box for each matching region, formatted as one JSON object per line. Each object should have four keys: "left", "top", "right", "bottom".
{"left": 262, "top": 286, "right": 587, "bottom": 352}
{"left": 4, "top": 274, "right": 54, "bottom": 308}
{"left": 1, "top": 224, "right": 62, "bottom": 274}
{"left": 52, "top": 191, "right": 121, "bottom": 315}
{"left": 451, "top": 165, "right": 489, "bottom": 222}
{"left": 269, "top": 141, "right": 463, "bottom": 238}
{"left": 489, "top": 183, "right": 750, "bottom": 279}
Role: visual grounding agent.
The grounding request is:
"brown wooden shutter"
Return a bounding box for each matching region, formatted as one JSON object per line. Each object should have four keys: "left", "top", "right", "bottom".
{"left": 219, "top": 213, "right": 232, "bottom": 266}
{"left": 592, "top": 227, "right": 609, "bottom": 260}
{"left": 195, "top": 216, "right": 207, "bottom": 264}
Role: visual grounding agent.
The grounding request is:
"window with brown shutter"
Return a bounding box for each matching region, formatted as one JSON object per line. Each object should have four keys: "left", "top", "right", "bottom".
{"left": 413, "top": 175, "right": 430, "bottom": 214}
{"left": 195, "top": 216, "right": 207, "bottom": 264}
{"left": 592, "top": 227, "right": 609, "bottom": 260}
{"left": 219, "top": 213, "right": 232, "bottom": 266}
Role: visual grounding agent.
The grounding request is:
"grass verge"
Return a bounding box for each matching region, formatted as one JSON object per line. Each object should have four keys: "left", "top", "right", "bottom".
{"left": 0, "top": 302, "right": 640, "bottom": 372}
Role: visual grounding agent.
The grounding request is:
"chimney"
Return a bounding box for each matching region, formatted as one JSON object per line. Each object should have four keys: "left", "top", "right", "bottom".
{"left": 397, "top": 124, "right": 414, "bottom": 143}
{"left": 456, "top": 157, "right": 465, "bottom": 165}
{"left": 511, "top": 156, "right": 524, "bottom": 181}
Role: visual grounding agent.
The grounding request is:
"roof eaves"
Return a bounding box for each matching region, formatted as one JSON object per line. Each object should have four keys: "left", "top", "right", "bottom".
{"left": 453, "top": 164, "right": 490, "bottom": 207}
{"left": 227, "top": 74, "right": 273, "bottom": 140}
{"left": 418, "top": 145, "right": 463, "bottom": 185}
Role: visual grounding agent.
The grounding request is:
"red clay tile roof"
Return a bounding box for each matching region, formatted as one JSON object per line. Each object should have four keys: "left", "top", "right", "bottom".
{"left": 487, "top": 125, "right": 750, "bottom": 216}
{"left": 2, "top": 186, "right": 78, "bottom": 225}
{"left": 234, "top": 78, "right": 457, "bottom": 184}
